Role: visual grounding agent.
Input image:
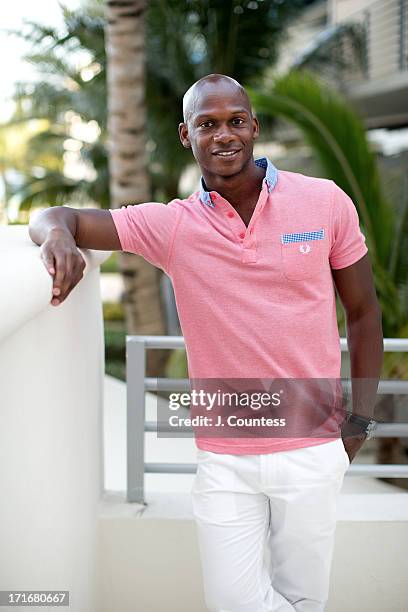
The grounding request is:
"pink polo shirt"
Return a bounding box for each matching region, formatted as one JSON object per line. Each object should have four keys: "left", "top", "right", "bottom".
{"left": 109, "top": 158, "right": 368, "bottom": 455}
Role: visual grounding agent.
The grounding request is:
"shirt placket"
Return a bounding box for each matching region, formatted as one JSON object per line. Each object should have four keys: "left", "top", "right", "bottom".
{"left": 211, "top": 184, "right": 268, "bottom": 264}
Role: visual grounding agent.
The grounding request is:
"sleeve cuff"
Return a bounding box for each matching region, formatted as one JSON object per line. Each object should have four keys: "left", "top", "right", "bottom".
{"left": 330, "top": 243, "right": 368, "bottom": 270}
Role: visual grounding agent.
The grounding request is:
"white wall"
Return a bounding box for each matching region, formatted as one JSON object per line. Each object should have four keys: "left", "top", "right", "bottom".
{"left": 96, "top": 515, "right": 408, "bottom": 612}
{"left": 0, "top": 226, "right": 110, "bottom": 611}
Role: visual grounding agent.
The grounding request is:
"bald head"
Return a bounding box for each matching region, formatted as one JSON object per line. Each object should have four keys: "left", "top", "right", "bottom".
{"left": 178, "top": 73, "right": 260, "bottom": 177}
{"left": 182, "top": 74, "right": 252, "bottom": 123}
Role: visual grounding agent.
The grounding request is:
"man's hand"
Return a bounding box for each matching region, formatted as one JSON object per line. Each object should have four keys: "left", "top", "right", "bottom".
{"left": 30, "top": 206, "right": 121, "bottom": 305}
{"left": 29, "top": 207, "right": 122, "bottom": 301}
{"left": 40, "top": 228, "right": 86, "bottom": 306}
{"left": 342, "top": 433, "right": 367, "bottom": 464}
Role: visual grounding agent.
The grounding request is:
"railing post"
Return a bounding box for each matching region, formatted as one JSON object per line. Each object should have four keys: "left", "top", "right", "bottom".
{"left": 126, "top": 336, "right": 147, "bottom": 504}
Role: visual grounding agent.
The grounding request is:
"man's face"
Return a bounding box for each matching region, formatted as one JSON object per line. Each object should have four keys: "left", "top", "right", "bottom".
{"left": 179, "top": 83, "right": 259, "bottom": 179}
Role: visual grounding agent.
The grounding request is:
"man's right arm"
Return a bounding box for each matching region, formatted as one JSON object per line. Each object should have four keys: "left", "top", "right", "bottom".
{"left": 29, "top": 206, "right": 122, "bottom": 306}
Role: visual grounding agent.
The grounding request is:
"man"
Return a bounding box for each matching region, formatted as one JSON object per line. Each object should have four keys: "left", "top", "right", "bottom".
{"left": 29, "top": 74, "right": 383, "bottom": 611}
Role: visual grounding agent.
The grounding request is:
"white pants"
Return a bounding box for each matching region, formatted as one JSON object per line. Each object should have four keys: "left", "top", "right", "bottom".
{"left": 191, "top": 439, "right": 349, "bottom": 612}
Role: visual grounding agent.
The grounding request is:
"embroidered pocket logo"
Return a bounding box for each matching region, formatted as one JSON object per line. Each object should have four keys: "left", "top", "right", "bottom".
{"left": 299, "top": 244, "right": 311, "bottom": 254}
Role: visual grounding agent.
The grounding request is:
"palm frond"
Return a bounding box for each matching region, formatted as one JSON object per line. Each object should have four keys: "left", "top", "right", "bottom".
{"left": 10, "top": 172, "right": 86, "bottom": 214}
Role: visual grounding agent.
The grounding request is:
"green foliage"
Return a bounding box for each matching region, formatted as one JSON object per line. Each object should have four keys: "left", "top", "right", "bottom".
{"left": 104, "top": 325, "right": 126, "bottom": 358}
{"left": 105, "top": 360, "right": 126, "bottom": 381}
{"left": 100, "top": 252, "right": 119, "bottom": 274}
{"left": 103, "top": 301, "right": 125, "bottom": 322}
{"left": 165, "top": 348, "right": 188, "bottom": 379}
{"left": 104, "top": 324, "right": 126, "bottom": 380}
{"left": 14, "top": 172, "right": 89, "bottom": 212}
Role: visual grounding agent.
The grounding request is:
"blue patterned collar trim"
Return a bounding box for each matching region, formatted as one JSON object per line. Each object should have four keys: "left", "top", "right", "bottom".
{"left": 199, "top": 157, "right": 278, "bottom": 208}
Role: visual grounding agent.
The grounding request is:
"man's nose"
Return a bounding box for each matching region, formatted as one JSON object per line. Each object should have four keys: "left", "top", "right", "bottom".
{"left": 213, "top": 125, "right": 234, "bottom": 143}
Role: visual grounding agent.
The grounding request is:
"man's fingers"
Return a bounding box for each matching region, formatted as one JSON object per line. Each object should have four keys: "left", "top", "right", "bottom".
{"left": 40, "top": 235, "right": 85, "bottom": 306}
{"left": 72, "top": 258, "right": 85, "bottom": 284}
{"left": 58, "top": 252, "right": 75, "bottom": 303}
{"left": 52, "top": 254, "right": 85, "bottom": 306}
{"left": 40, "top": 246, "right": 56, "bottom": 275}
{"left": 76, "top": 253, "right": 86, "bottom": 274}
{"left": 64, "top": 260, "right": 85, "bottom": 299}
{"left": 53, "top": 253, "right": 66, "bottom": 292}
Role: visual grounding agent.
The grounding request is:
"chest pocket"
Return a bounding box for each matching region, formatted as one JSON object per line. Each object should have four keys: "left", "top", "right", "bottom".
{"left": 280, "top": 228, "right": 327, "bottom": 281}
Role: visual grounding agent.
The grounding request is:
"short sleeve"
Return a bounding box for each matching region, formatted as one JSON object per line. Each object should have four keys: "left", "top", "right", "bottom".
{"left": 329, "top": 183, "right": 368, "bottom": 270}
{"left": 109, "top": 201, "right": 181, "bottom": 273}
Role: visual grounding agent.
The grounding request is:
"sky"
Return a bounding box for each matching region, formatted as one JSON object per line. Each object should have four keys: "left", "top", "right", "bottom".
{"left": 0, "top": 0, "right": 81, "bottom": 121}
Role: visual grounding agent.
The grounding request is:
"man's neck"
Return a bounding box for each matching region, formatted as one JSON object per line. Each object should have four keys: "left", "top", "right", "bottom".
{"left": 202, "top": 159, "right": 265, "bottom": 211}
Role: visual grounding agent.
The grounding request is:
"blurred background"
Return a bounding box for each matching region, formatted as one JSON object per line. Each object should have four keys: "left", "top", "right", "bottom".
{"left": 1, "top": 0, "right": 408, "bottom": 478}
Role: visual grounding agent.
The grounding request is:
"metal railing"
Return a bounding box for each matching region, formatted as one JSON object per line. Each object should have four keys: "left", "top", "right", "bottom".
{"left": 126, "top": 336, "right": 408, "bottom": 504}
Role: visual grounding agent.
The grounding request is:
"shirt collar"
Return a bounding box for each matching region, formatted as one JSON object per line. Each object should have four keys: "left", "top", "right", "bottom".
{"left": 199, "top": 156, "right": 278, "bottom": 208}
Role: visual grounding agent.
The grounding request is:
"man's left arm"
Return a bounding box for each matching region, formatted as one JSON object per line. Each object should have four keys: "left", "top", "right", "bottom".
{"left": 331, "top": 253, "right": 384, "bottom": 463}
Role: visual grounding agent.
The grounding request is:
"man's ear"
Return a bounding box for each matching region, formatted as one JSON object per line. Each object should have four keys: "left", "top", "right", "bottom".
{"left": 178, "top": 123, "right": 191, "bottom": 148}
{"left": 252, "top": 115, "right": 260, "bottom": 140}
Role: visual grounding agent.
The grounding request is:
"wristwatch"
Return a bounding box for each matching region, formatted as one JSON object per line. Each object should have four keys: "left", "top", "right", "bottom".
{"left": 346, "top": 413, "right": 378, "bottom": 440}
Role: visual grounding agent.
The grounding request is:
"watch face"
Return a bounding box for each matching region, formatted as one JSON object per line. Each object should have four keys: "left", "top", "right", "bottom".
{"left": 367, "top": 421, "right": 377, "bottom": 439}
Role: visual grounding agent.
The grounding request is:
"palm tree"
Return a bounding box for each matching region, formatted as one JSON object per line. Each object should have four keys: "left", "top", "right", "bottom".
{"left": 104, "top": 0, "right": 167, "bottom": 377}
{"left": 250, "top": 70, "right": 408, "bottom": 472}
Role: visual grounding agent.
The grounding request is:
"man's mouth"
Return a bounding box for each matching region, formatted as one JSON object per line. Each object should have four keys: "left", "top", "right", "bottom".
{"left": 212, "top": 149, "right": 241, "bottom": 158}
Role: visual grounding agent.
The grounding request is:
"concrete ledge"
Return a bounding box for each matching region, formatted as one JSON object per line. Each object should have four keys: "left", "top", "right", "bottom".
{"left": 0, "top": 225, "right": 110, "bottom": 343}
{"left": 97, "top": 494, "right": 408, "bottom": 612}
{"left": 99, "top": 487, "right": 408, "bottom": 522}
{"left": 100, "top": 490, "right": 193, "bottom": 520}
{"left": 97, "top": 516, "right": 206, "bottom": 612}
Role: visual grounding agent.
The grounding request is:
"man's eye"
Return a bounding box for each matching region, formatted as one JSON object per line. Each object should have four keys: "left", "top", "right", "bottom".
{"left": 199, "top": 121, "right": 213, "bottom": 128}
{"left": 232, "top": 118, "right": 245, "bottom": 125}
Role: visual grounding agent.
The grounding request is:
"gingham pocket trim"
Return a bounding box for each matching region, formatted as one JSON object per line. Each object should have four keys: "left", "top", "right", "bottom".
{"left": 281, "top": 228, "right": 325, "bottom": 244}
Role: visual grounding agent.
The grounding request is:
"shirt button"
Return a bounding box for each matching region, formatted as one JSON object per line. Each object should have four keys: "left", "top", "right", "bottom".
{"left": 239, "top": 232, "right": 245, "bottom": 239}
{"left": 249, "top": 228, "right": 253, "bottom": 234}
{"left": 227, "top": 211, "right": 234, "bottom": 218}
